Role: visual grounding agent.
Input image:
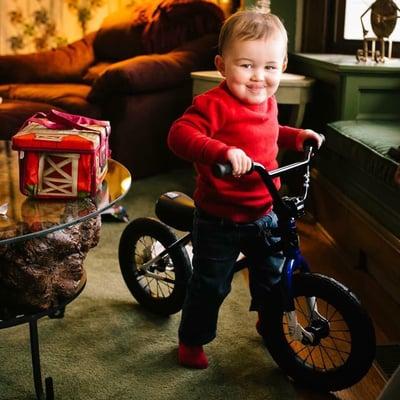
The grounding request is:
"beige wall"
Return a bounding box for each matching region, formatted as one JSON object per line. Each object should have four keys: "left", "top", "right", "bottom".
{"left": 0, "top": 0, "right": 302, "bottom": 55}
{"left": 0, "top": 0, "right": 131, "bottom": 55}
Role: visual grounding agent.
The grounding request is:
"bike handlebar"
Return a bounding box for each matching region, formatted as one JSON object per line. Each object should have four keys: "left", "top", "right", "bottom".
{"left": 212, "top": 134, "right": 324, "bottom": 214}
{"left": 212, "top": 162, "right": 246, "bottom": 178}
{"left": 303, "top": 134, "right": 325, "bottom": 153}
{"left": 213, "top": 134, "right": 324, "bottom": 179}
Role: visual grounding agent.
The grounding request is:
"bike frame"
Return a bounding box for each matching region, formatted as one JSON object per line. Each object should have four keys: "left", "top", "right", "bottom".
{"left": 142, "top": 148, "right": 315, "bottom": 313}
{"left": 237, "top": 148, "right": 314, "bottom": 312}
{"left": 122, "top": 138, "right": 377, "bottom": 385}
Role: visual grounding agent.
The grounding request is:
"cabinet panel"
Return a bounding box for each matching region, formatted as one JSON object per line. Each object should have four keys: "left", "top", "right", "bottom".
{"left": 290, "top": 53, "right": 400, "bottom": 130}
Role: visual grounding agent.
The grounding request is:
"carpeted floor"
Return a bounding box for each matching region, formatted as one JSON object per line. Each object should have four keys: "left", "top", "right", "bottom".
{"left": 0, "top": 167, "right": 298, "bottom": 400}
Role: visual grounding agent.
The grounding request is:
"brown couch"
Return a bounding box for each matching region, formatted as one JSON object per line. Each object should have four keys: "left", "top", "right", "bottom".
{"left": 0, "top": 0, "right": 224, "bottom": 178}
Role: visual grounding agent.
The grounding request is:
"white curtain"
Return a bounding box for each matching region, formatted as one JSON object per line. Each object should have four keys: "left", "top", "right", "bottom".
{"left": 0, "top": 0, "right": 131, "bottom": 54}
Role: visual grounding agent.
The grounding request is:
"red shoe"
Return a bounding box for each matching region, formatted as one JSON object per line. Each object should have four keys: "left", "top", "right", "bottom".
{"left": 178, "top": 342, "right": 209, "bottom": 369}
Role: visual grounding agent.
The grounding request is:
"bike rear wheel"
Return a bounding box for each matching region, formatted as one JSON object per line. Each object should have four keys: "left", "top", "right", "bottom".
{"left": 262, "top": 273, "right": 376, "bottom": 392}
{"left": 118, "top": 217, "right": 191, "bottom": 316}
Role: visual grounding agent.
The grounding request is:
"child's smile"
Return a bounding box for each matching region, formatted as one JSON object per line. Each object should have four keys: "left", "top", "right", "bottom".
{"left": 247, "top": 83, "right": 266, "bottom": 92}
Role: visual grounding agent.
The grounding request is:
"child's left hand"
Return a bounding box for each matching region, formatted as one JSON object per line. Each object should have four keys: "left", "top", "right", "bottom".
{"left": 296, "top": 129, "right": 324, "bottom": 151}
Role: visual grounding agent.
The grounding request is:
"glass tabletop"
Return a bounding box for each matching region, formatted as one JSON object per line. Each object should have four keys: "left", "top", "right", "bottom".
{"left": 0, "top": 141, "right": 132, "bottom": 245}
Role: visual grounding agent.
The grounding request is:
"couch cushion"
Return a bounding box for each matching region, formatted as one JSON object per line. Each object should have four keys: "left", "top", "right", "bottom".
{"left": 93, "top": 9, "right": 147, "bottom": 61}
{"left": 82, "top": 62, "right": 113, "bottom": 84}
{"left": 143, "top": 0, "right": 224, "bottom": 53}
{"left": 326, "top": 120, "right": 400, "bottom": 189}
{"left": 88, "top": 34, "right": 218, "bottom": 101}
{"left": 0, "top": 84, "right": 101, "bottom": 118}
{"left": 0, "top": 34, "right": 95, "bottom": 84}
{"left": 321, "top": 120, "right": 400, "bottom": 236}
{"left": 93, "top": 0, "right": 224, "bottom": 61}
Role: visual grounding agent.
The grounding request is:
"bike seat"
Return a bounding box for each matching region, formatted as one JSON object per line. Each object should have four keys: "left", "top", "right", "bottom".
{"left": 155, "top": 191, "right": 195, "bottom": 232}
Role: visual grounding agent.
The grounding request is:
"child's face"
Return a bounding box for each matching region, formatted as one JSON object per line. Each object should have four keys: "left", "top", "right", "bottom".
{"left": 215, "top": 34, "right": 287, "bottom": 105}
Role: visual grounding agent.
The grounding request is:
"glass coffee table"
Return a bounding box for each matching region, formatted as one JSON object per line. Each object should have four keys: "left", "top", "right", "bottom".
{"left": 0, "top": 141, "right": 131, "bottom": 399}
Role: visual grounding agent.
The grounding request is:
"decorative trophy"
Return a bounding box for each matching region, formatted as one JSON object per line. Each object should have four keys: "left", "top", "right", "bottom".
{"left": 356, "top": 0, "right": 400, "bottom": 62}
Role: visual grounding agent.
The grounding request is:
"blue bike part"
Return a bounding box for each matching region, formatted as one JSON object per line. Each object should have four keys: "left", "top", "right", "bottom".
{"left": 281, "top": 250, "right": 311, "bottom": 312}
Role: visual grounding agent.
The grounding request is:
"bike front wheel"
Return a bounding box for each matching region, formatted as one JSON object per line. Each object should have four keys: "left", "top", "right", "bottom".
{"left": 118, "top": 217, "right": 192, "bottom": 316}
{"left": 262, "top": 273, "right": 376, "bottom": 392}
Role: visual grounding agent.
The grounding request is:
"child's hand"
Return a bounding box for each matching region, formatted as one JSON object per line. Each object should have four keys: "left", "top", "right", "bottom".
{"left": 296, "top": 129, "right": 324, "bottom": 151}
{"left": 226, "top": 148, "right": 252, "bottom": 177}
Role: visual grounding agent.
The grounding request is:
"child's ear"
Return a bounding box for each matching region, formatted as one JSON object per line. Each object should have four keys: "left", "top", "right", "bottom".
{"left": 215, "top": 55, "right": 226, "bottom": 76}
{"left": 282, "top": 57, "right": 288, "bottom": 72}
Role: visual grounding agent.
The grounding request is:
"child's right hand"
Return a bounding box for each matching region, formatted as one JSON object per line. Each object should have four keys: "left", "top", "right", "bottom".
{"left": 226, "top": 148, "right": 252, "bottom": 177}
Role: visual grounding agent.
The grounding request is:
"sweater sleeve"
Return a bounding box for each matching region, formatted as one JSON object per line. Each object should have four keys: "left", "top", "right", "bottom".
{"left": 168, "top": 93, "right": 234, "bottom": 164}
{"left": 277, "top": 124, "right": 303, "bottom": 150}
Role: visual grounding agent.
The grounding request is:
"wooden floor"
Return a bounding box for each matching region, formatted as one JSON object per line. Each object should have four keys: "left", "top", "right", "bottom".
{"left": 291, "top": 217, "right": 400, "bottom": 400}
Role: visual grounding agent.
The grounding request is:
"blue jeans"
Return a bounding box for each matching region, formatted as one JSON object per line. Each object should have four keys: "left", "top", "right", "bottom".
{"left": 178, "top": 209, "right": 284, "bottom": 346}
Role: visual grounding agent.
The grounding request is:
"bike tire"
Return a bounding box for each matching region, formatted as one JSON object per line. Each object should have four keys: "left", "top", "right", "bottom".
{"left": 118, "top": 217, "right": 192, "bottom": 316}
{"left": 262, "top": 273, "right": 376, "bottom": 392}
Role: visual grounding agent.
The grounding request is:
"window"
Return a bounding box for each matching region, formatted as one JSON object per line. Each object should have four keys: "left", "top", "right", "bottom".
{"left": 301, "top": 0, "right": 400, "bottom": 57}
{"left": 344, "top": 0, "right": 400, "bottom": 41}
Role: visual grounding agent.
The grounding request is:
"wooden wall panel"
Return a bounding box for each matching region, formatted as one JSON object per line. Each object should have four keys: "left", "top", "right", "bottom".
{"left": 311, "top": 170, "right": 400, "bottom": 305}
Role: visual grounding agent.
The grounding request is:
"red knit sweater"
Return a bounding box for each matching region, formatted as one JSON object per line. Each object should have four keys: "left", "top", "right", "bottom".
{"left": 168, "top": 81, "right": 302, "bottom": 223}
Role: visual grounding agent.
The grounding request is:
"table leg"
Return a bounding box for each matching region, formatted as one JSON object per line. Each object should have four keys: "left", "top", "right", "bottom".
{"left": 29, "top": 320, "right": 54, "bottom": 400}
{"left": 288, "top": 104, "right": 306, "bottom": 128}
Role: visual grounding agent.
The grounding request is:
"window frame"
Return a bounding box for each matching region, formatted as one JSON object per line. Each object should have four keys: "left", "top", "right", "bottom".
{"left": 301, "top": 0, "right": 400, "bottom": 57}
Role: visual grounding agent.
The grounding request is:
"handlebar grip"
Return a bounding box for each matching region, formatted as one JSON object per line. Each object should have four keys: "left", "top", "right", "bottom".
{"left": 212, "top": 162, "right": 255, "bottom": 178}
{"left": 212, "top": 163, "right": 233, "bottom": 178}
{"left": 303, "top": 134, "right": 325, "bottom": 152}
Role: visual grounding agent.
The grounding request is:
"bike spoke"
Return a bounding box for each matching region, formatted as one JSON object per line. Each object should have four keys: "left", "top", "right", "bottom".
{"left": 329, "top": 335, "right": 351, "bottom": 343}
{"left": 319, "top": 343, "right": 350, "bottom": 354}
{"left": 283, "top": 293, "right": 352, "bottom": 371}
{"left": 133, "top": 235, "right": 181, "bottom": 298}
{"left": 155, "top": 279, "right": 166, "bottom": 298}
{"left": 306, "top": 346, "right": 318, "bottom": 368}
{"left": 329, "top": 317, "right": 346, "bottom": 323}
{"left": 294, "top": 297, "right": 309, "bottom": 319}
{"left": 329, "top": 342, "right": 347, "bottom": 364}
{"left": 318, "top": 346, "right": 328, "bottom": 370}
{"left": 137, "top": 275, "right": 150, "bottom": 289}
{"left": 319, "top": 343, "right": 339, "bottom": 369}
{"left": 330, "top": 328, "right": 349, "bottom": 333}
{"left": 327, "top": 307, "right": 340, "bottom": 322}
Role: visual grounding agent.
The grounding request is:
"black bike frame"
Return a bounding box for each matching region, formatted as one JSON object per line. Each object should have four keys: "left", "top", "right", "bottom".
{"left": 159, "top": 148, "right": 315, "bottom": 311}
{"left": 250, "top": 148, "right": 314, "bottom": 312}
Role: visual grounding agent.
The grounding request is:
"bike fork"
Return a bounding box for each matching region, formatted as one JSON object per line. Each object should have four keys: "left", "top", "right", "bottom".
{"left": 282, "top": 255, "right": 327, "bottom": 345}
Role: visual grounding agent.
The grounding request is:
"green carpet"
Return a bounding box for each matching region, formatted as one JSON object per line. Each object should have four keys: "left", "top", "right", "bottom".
{"left": 0, "top": 167, "right": 296, "bottom": 400}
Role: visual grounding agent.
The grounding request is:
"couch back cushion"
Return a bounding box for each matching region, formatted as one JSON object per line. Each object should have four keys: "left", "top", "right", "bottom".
{"left": 143, "top": 0, "right": 225, "bottom": 54}
{"left": 0, "top": 34, "right": 95, "bottom": 84}
{"left": 88, "top": 33, "right": 219, "bottom": 100}
{"left": 93, "top": 0, "right": 224, "bottom": 61}
{"left": 93, "top": 9, "right": 147, "bottom": 61}
{"left": 326, "top": 120, "right": 400, "bottom": 189}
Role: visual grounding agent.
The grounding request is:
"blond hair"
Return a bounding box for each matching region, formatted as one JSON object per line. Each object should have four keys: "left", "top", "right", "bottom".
{"left": 218, "top": 9, "right": 288, "bottom": 56}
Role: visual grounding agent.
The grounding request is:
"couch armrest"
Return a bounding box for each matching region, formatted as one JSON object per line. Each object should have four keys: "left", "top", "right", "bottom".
{"left": 88, "top": 33, "right": 218, "bottom": 102}
{"left": 0, "top": 33, "right": 96, "bottom": 84}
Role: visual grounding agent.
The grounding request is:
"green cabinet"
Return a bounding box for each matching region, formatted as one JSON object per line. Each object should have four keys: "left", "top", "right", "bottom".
{"left": 289, "top": 53, "right": 400, "bottom": 131}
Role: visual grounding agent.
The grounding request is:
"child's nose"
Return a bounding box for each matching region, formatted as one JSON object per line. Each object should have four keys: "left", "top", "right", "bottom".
{"left": 251, "top": 68, "right": 265, "bottom": 81}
